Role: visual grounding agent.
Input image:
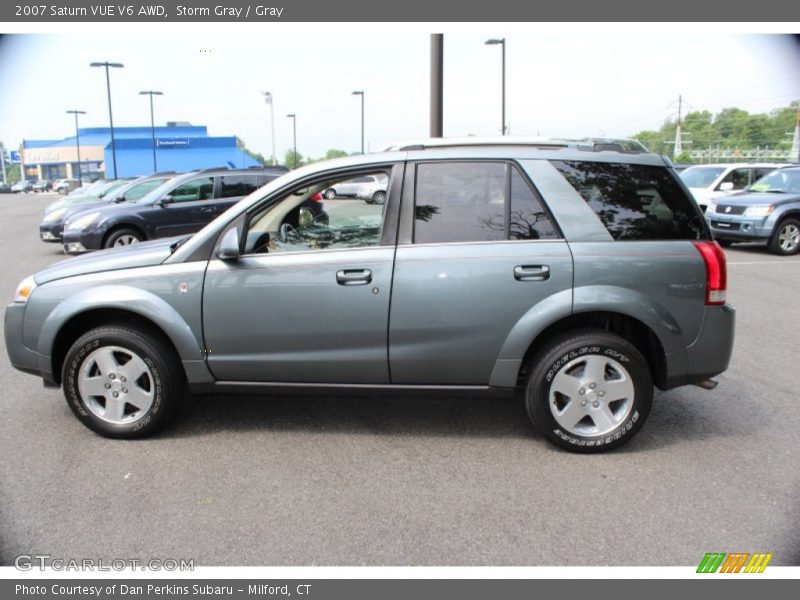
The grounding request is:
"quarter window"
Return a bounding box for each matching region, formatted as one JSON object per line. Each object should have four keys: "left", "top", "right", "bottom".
{"left": 551, "top": 160, "right": 705, "bottom": 241}
{"left": 220, "top": 175, "right": 268, "bottom": 199}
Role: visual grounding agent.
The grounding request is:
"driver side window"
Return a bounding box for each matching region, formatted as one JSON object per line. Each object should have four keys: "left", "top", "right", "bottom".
{"left": 243, "top": 170, "right": 390, "bottom": 255}
{"left": 169, "top": 177, "right": 215, "bottom": 202}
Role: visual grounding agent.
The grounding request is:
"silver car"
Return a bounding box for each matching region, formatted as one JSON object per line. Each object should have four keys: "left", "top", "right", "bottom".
{"left": 5, "top": 138, "right": 735, "bottom": 452}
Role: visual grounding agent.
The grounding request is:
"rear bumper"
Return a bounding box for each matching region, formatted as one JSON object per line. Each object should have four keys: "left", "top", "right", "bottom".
{"left": 661, "top": 303, "right": 735, "bottom": 390}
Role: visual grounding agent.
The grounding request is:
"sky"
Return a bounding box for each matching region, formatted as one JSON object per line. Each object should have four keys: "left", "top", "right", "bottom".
{"left": 0, "top": 31, "right": 798, "bottom": 160}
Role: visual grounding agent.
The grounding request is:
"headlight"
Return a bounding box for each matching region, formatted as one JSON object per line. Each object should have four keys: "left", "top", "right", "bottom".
{"left": 743, "top": 205, "right": 774, "bottom": 217}
{"left": 42, "top": 207, "right": 67, "bottom": 222}
{"left": 705, "top": 203, "right": 716, "bottom": 214}
{"left": 65, "top": 211, "right": 101, "bottom": 230}
{"left": 13, "top": 275, "right": 37, "bottom": 303}
{"left": 45, "top": 200, "right": 65, "bottom": 214}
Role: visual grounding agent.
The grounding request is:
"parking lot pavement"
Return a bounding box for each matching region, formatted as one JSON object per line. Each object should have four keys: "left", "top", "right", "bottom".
{"left": 0, "top": 192, "right": 797, "bottom": 567}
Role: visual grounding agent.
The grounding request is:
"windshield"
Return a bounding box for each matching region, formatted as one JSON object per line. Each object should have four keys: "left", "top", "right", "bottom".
{"left": 97, "top": 180, "right": 130, "bottom": 198}
{"left": 679, "top": 166, "right": 725, "bottom": 188}
{"left": 131, "top": 173, "right": 193, "bottom": 204}
{"left": 747, "top": 169, "right": 800, "bottom": 194}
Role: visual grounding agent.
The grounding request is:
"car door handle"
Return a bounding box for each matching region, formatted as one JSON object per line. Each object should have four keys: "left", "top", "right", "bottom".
{"left": 514, "top": 265, "right": 550, "bottom": 282}
{"left": 336, "top": 269, "right": 372, "bottom": 286}
{"left": 200, "top": 207, "right": 215, "bottom": 213}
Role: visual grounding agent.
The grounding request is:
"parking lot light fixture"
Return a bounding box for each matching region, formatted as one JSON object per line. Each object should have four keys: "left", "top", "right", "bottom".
{"left": 484, "top": 38, "right": 506, "bottom": 136}
{"left": 286, "top": 114, "right": 297, "bottom": 168}
{"left": 66, "top": 110, "right": 86, "bottom": 185}
{"left": 139, "top": 91, "right": 163, "bottom": 173}
{"left": 90, "top": 61, "right": 124, "bottom": 179}
{"left": 352, "top": 91, "right": 364, "bottom": 154}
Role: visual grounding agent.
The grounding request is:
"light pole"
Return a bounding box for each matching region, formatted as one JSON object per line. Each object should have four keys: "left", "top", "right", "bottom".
{"left": 90, "top": 61, "right": 124, "bottom": 178}
{"left": 261, "top": 91, "right": 277, "bottom": 166}
{"left": 352, "top": 90, "right": 364, "bottom": 154}
{"left": 286, "top": 113, "right": 297, "bottom": 168}
{"left": 484, "top": 38, "right": 506, "bottom": 136}
{"left": 139, "top": 90, "right": 163, "bottom": 172}
{"left": 66, "top": 110, "right": 86, "bottom": 185}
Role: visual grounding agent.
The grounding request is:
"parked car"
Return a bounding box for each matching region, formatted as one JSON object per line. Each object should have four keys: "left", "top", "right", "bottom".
{"left": 44, "top": 179, "right": 132, "bottom": 215}
{"left": 323, "top": 174, "right": 385, "bottom": 199}
{"left": 6, "top": 138, "right": 734, "bottom": 452}
{"left": 11, "top": 180, "right": 33, "bottom": 193}
{"left": 53, "top": 178, "right": 81, "bottom": 195}
{"left": 679, "top": 163, "right": 786, "bottom": 211}
{"left": 0, "top": 182, "right": 11, "bottom": 193}
{"left": 355, "top": 173, "right": 389, "bottom": 204}
{"left": 32, "top": 180, "right": 52, "bottom": 193}
{"left": 61, "top": 167, "right": 288, "bottom": 253}
{"left": 706, "top": 166, "right": 800, "bottom": 255}
{"left": 39, "top": 173, "right": 176, "bottom": 243}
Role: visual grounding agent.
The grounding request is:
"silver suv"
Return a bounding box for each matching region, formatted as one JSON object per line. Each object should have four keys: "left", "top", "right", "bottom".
{"left": 5, "top": 138, "right": 735, "bottom": 452}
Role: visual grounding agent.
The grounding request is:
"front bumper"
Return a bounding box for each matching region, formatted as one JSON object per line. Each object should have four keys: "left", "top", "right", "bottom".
{"left": 61, "top": 228, "right": 103, "bottom": 254}
{"left": 4, "top": 302, "right": 55, "bottom": 385}
{"left": 39, "top": 222, "right": 63, "bottom": 242}
{"left": 707, "top": 214, "right": 772, "bottom": 242}
{"left": 661, "top": 304, "right": 736, "bottom": 390}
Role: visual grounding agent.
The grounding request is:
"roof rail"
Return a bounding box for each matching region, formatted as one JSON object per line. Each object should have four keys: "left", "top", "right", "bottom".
{"left": 382, "top": 136, "right": 649, "bottom": 153}
{"left": 196, "top": 166, "right": 231, "bottom": 173}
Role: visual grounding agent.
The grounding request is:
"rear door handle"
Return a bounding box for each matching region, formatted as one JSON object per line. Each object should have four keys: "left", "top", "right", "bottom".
{"left": 514, "top": 265, "right": 550, "bottom": 282}
{"left": 336, "top": 269, "right": 372, "bottom": 286}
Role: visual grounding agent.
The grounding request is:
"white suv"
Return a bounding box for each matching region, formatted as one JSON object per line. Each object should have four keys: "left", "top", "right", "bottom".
{"left": 679, "top": 163, "right": 784, "bottom": 210}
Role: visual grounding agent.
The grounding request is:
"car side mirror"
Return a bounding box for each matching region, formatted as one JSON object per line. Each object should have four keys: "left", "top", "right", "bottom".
{"left": 718, "top": 182, "right": 734, "bottom": 192}
{"left": 298, "top": 207, "right": 314, "bottom": 227}
{"left": 114, "top": 195, "right": 126, "bottom": 203}
{"left": 217, "top": 228, "right": 241, "bottom": 260}
{"left": 158, "top": 195, "right": 174, "bottom": 206}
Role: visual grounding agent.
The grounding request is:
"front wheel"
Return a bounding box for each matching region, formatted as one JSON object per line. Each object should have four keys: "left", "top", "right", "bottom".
{"left": 62, "top": 325, "right": 184, "bottom": 438}
{"left": 768, "top": 218, "right": 800, "bottom": 255}
{"left": 524, "top": 331, "right": 653, "bottom": 452}
{"left": 372, "top": 191, "right": 386, "bottom": 205}
{"left": 323, "top": 188, "right": 337, "bottom": 200}
{"left": 105, "top": 228, "right": 143, "bottom": 249}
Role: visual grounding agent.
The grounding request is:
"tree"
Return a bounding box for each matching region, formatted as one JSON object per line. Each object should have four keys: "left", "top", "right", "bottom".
{"left": 284, "top": 149, "right": 305, "bottom": 169}
{"left": 235, "top": 137, "right": 267, "bottom": 166}
{"left": 323, "top": 149, "right": 348, "bottom": 160}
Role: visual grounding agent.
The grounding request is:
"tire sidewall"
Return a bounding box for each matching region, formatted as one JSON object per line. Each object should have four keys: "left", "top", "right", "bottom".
{"left": 769, "top": 219, "right": 800, "bottom": 256}
{"left": 63, "top": 328, "right": 171, "bottom": 438}
{"left": 526, "top": 333, "right": 653, "bottom": 452}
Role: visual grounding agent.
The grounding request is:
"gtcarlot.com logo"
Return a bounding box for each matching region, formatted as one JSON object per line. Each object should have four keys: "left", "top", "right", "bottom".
{"left": 696, "top": 552, "right": 773, "bottom": 573}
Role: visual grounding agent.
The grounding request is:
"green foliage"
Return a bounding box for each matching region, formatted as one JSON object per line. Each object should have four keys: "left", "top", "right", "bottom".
{"left": 631, "top": 102, "right": 798, "bottom": 163}
{"left": 284, "top": 149, "right": 305, "bottom": 169}
{"left": 235, "top": 137, "right": 267, "bottom": 166}
{"left": 0, "top": 142, "right": 21, "bottom": 183}
{"left": 323, "top": 149, "right": 349, "bottom": 160}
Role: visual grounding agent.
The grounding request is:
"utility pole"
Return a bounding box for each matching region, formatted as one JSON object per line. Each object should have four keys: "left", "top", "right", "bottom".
{"left": 430, "top": 34, "right": 443, "bottom": 138}
{"left": 1, "top": 143, "right": 6, "bottom": 184}
{"left": 286, "top": 114, "right": 297, "bottom": 168}
{"left": 66, "top": 110, "right": 86, "bottom": 184}
{"left": 261, "top": 91, "right": 277, "bottom": 166}
{"left": 352, "top": 90, "right": 365, "bottom": 154}
{"left": 673, "top": 94, "right": 683, "bottom": 159}
{"left": 139, "top": 91, "right": 163, "bottom": 172}
{"left": 485, "top": 38, "right": 507, "bottom": 135}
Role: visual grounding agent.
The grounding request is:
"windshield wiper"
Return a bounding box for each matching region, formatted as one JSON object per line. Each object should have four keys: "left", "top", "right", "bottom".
{"left": 170, "top": 236, "right": 192, "bottom": 253}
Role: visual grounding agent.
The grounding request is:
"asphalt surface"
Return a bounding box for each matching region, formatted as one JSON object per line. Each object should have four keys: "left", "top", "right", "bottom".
{"left": 0, "top": 191, "right": 797, "bottom": 567}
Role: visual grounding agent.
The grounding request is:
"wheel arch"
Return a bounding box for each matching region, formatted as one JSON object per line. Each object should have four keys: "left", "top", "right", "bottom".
{"left": 102, "top": 222, "right": 148, "bottom": 248}
{"left": 40, "top": 287, "right": 205, "bottom": 385}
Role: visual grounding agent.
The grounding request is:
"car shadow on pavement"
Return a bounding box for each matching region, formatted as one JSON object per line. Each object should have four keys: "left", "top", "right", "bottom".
{"left": 156, "top": 387, "right": 765, "bottom": 451}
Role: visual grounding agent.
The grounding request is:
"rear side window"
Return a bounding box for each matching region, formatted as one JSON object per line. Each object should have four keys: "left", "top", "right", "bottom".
{"left": 219, "top": 175, "right": 265, "bottom": 199}
{"left": 550, "top": 160, "right": 706, "bottom": 241}
{"left": 414, "top": 162, "right": 559, "bottom": 244}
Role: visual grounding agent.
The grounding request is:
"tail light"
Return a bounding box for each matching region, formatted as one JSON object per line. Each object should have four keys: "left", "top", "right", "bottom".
{"left": 310, "top": 192, "right": 322, "bottom": 202}
{"left": 693, "top": 241, "right": 727, "bottom": 305}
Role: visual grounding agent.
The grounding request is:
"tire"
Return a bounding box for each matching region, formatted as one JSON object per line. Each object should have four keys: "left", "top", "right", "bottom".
{"left": 105, "top": 228, "right": 143, "bottom": 249}
{"left": 62, "top": 325, "right": 184, "bottom": 438}
{"left": 767, "top": 218, "right": 800, "bottom": 256}
{"left": 324, "top": 188, "right": 337, "bottom": 200}
{"left": 372, "top": 191, "right": 386, "bottom": 205}
{"left": 524, "top": 330, "right": 653, "bottom": 453}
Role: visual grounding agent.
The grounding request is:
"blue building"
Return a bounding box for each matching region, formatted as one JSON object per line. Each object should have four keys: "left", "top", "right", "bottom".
{"left": 22, "top": 124, "right": 261, "bottom": 181}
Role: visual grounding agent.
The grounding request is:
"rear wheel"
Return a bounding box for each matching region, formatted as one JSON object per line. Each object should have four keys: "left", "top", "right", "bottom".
{"left": 62, "top": 325, "right": 184, "bottom": 438}
{"left": 324, "top": 188, "right": 337, "bottom": 200}
{"left": 372, "top": 191, "right": 386, "bottom": 205}
{"left": 524, "top": 330, "right": 653, "bottom": 452}
{"left": 768, "top": 218, "right": 800, "bottom": 255}
{"left": 105, "top": 228, "right": 143, "bottom": 249}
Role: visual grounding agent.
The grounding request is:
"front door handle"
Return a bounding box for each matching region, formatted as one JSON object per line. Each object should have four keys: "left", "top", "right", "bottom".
{"left": 336, "top": 269, "right": 372, "bottom": 286}
{"left": 514, "top": 265, "right": 550, "bottom": 282}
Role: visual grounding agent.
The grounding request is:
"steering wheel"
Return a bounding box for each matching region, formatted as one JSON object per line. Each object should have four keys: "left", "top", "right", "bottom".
{"left": 279, "top": 222, "right": 296, "bottom": 243}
